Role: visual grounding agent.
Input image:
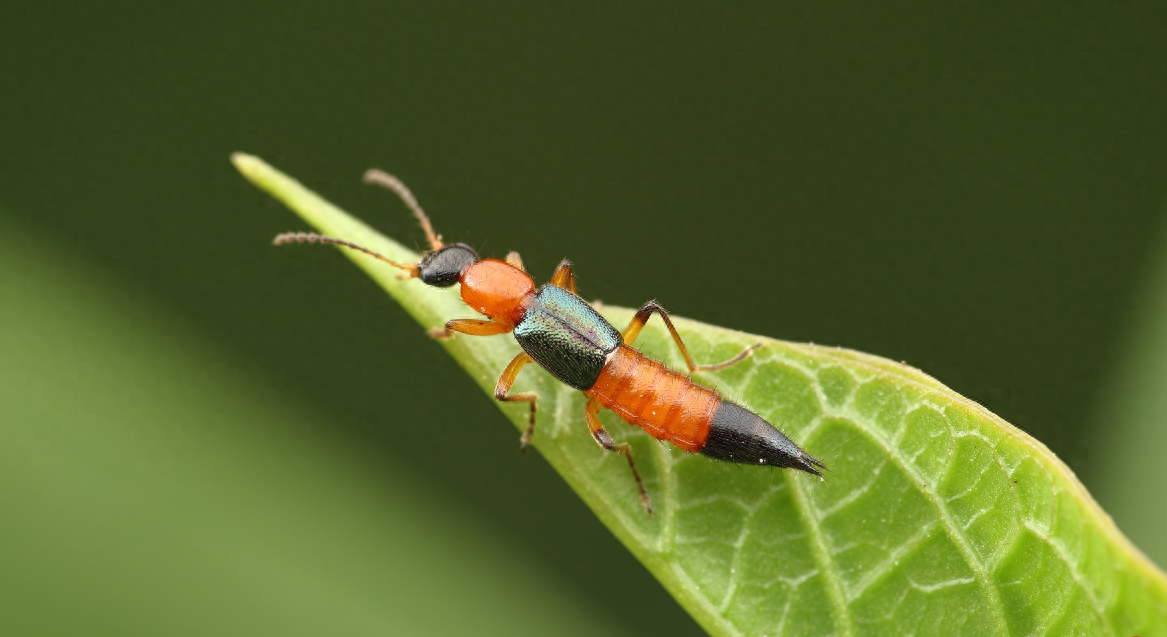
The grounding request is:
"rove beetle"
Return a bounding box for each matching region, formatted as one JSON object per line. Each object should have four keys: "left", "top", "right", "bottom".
{"left": 275, "top": 170, "right": 824, "bottom": 513}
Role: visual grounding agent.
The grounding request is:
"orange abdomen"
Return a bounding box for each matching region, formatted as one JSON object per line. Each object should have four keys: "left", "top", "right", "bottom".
{"left": 585, "top": 345, "right": 720, "bottom": 451}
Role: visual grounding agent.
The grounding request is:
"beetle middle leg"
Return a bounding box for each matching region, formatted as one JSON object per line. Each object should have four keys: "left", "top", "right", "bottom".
{"left": 623, "top": 300, "right": 760, "bottom": 372}
{"left": 585, "top": 398, "right": 652, "bottom": 514}
{"left": 495, "top": 352, "right": 539, "bottom": 450}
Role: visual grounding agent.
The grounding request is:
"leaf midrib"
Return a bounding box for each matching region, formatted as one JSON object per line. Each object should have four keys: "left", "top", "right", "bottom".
{"left": 789, "top": 465, "right": 855, "bottom": 637}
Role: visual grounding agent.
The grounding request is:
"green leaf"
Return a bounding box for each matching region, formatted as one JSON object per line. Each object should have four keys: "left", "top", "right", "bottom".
{"left": 234, "top": 153, "right": 1167, "bottom": 637}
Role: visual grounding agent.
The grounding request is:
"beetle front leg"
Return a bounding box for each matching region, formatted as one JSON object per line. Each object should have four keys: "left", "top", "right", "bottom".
{"left": 427, "top": 318, "right": 513, "bottom": 340}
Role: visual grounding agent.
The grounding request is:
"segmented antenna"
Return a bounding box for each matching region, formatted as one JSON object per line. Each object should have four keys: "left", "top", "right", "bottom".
{"left": 363, "top": 169, "right": 444, "bottom": 250}
{"left": 273, "top": 232, "right": 419, "bottom": 277}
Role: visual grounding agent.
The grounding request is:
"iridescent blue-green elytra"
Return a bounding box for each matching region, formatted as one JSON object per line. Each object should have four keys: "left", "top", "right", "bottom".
{"left": 513, "top": 285, "right": 622, "bottom": 390}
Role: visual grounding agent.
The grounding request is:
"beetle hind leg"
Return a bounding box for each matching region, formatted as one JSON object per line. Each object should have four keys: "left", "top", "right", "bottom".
{"left": 623, "top": 300, "right": 760, "bottom": 373}
{"left": 585, "top": 399, "right": 652, "bottom": 514}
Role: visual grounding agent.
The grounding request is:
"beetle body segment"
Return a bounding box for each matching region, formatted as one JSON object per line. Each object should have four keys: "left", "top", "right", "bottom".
{"left": 514, "top": 285, "right": 622, "bottom": 390}
{"left": 702, "top": 401, "right": 823, "bottom": 472}
{"left": 585, "top": 344, "right": 719, "bottom": 451}
{"left": 460, "top": 258, "right": 535, "bottom": 326}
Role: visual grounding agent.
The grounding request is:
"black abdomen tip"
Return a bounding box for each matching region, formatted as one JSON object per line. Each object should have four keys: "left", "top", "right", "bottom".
{"left": 699, "top": 401, "right": 825, "bottom": 475}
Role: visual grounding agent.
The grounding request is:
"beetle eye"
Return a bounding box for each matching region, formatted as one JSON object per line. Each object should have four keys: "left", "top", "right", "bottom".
{"left": 417, "top": 244, "right": 478, "bottom": 287}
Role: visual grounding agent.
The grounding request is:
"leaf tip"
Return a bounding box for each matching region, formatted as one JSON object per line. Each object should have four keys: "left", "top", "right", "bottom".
{"left": 230, "top": 152, "right": 266, "bottom": 180}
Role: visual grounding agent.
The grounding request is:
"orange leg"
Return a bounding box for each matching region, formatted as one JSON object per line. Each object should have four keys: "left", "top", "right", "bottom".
{"left": 549, "top": 259, "right": 576, "bottom": 294}
{"left": 428, "top": 318, "right": 513, "bottom": 340}
{"left": 495, "top": 352, "right": 539, "bottom": 449}
{"left": 505, "top": 251, "right": 526, "bottom": 272}
{"left": 584, "top": 399, "right": 652, "bottom": 514}
{"left": 363, "top": 169, "right": 444, "bottom": 250}
{"left": 622, "top": 301, "right": 759, "bottom": 373}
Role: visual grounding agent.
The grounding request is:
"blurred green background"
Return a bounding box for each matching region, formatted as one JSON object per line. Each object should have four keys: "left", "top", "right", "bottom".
{"left": 2, "top": 3, "right": 1166, "bottom": 635}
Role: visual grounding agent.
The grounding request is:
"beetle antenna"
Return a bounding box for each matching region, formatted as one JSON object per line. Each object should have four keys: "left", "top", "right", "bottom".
{"left": 273, "top": 232, "right": 419, "bottom": 277}
{"left": 362, "top": 169, "right": 444, "bottom": 251}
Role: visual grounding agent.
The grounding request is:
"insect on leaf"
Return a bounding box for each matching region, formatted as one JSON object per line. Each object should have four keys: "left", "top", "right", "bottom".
{"left": 233, "top": 153, "right": 1167, "bottom": 637}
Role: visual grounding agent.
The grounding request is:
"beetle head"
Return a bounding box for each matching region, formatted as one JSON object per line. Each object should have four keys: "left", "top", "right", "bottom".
{"left": 417, "top": 243, "right": 479, "bottom": 287}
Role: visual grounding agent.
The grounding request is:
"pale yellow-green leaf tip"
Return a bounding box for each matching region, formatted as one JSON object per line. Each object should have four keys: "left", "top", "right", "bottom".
{"left": 230, "top": 152, "right": 262, "bottom": 175}
{"left": 231, "top": 153, "right": 274, "bottom": 190}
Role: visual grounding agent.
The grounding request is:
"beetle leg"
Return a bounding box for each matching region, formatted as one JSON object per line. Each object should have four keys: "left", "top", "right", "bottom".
{"left": 495, "top": 352, "right": 539, "bottom": 450}
{"left": 505, "top": 251, "right": 526, "bottom": 272}
{"left": 549, "top": 259, "right": 576, "bottom": 294}
{"left": 622, "top": 301, "right": 760, "bottom": 373}
{"left": 427, "top": 318, "right": 513, "bottom": 340}
{"left": 584, "top": 398, "right": 652, "bottom": 514}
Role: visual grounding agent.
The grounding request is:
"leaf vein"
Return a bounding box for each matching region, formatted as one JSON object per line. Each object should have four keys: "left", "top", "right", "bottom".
{"left": 1023, "top": 521, "right": 1115, "bottom": 637}
{"left": 788, "top": 472, "right": 854, "bottom": 637}
{"left": 818, "top": 460, "right": 886, "bottom": 519}
{"left": 837, "top": 420, "right": 1009, "bottom": 636}
{"left": 847, "top": 520, "right": 939, "bottom": 602}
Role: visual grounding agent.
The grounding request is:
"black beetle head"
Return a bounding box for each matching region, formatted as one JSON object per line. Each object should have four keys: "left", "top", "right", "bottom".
{"left": 416, "top": 243, "right": 479, "bottom": 287}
